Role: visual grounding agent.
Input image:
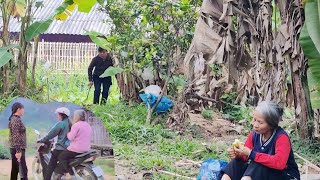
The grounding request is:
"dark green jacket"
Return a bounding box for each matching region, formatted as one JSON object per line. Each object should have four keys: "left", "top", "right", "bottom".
{"left": 39, "top": 118, "right": 71, "bottom": 150}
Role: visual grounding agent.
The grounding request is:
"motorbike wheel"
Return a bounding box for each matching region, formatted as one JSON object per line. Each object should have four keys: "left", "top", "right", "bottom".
{"left": 32, "top": 156, "right": 43, "bottom": 180}
{"left": 75, "top": 166, "right": 98, "bottom": 180}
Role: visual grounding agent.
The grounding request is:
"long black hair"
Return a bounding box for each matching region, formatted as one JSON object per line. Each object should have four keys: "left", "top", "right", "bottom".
{"left": 9, "top": 102, "right": 24, "bottom": 121}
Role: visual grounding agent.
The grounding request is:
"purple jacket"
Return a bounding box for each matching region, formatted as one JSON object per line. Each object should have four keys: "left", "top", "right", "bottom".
{"left": 67, "top": 121, "right": 92, "bottom": 153}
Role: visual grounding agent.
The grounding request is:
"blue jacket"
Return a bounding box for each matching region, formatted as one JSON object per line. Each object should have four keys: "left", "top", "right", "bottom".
{"left": 39, "top": 118, "right": 71, "bottom": 150}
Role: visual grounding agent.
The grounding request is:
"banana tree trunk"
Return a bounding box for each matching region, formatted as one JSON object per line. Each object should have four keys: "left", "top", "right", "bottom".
{"left": 31, "top": 36, "right": 39, "bottom": 87}
{"left": 276, "top": 0, "right": 313, "bottom": 139}
{"left": 17, "top": 0, "right": 33, "bottom": 95}
{"left": 1, "top": 6, "right": 12, "bottom": 95}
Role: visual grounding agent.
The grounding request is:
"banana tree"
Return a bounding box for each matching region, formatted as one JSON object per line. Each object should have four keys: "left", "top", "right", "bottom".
{"left": 299, "top": 0, "right": 320, "bottom": 138}
{"left": 0, "top": 0, "right": 97, "bottom": 95}
{"left": 0, "top": 0, "right": 28, "bottom": 94}
{"left": 169, "top": 0, "right": 314, "bottom": 139}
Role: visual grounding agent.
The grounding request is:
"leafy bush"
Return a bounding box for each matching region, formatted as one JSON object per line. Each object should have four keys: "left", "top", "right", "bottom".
{"left": 220, "top": 92, "right": 252, "bottom": 121}
{"left": 0, "top": 144, "right": 10, "bottom": 159}
{"left": 201, "top": 109, "right": 214, "bottom": 120}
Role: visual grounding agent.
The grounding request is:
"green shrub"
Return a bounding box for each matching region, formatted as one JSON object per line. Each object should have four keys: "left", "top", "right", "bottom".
{"left": 201, "top": 109, "right": 214, "bottom": 120}
{"left": 0, "top": 144, "right": 10, "bottom": 159}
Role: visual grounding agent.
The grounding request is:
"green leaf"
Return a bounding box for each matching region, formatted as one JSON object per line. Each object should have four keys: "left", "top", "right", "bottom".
{"left": 120, "top": 51, "right": 128, "bottom": 58}
{"left": 305, "top": 1, "right": 320, "bottom": 54}
{"left": 100, "top": 67, "right": 124, "bottom": 78}
{"left": 1, "top": 44, "right": 20, "bottom": 50}
{"left": 308, "top": 69, "right": 320, "bottom": 109}
{"left": 25, "top": 19, "right": 52, "bottom": 42}
{"left": 35, "top": 1, "right": 44, "bottom": 8}
{"left": 0, "top": 50, "right": 13, "bottom": 68}
{"left": 54, "top": 1, "right": 72, "bottom": 15}
{"left": 300, "top": 13, "right": 320, "bottom": 109}
{"left": 75, "top": 0, "right": 97, "bottom": 13}
{"left": 86, "top": 31, "right": 111, "bottom": 50}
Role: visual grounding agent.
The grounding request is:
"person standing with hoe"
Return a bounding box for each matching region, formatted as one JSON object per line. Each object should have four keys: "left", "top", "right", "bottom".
{"left": 88, "top": 47, "right": 113, "bottom": 104}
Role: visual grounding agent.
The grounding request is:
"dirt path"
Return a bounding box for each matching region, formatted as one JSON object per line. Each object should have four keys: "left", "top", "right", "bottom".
{"left": 0, "top": 157, "right": 34, "bottom": 178}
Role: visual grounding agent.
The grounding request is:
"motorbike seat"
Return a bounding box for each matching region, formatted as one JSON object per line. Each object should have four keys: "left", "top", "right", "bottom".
{"left": 68, "top": 150, "right": 97, "bottom": 166}
{"left": 74, "top": 150, "right": 96, "bottom": 158}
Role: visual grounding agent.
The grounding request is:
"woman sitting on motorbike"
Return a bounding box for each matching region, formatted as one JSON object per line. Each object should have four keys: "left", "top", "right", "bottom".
{"left": 57, "top": 109, "right": 93, "bottom": 180}
{"left": 37, "top": 107, "right": 72, "bottom": 180}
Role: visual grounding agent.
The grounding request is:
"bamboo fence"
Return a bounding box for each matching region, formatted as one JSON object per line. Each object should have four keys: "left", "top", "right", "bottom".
{"left": 11, "top": 40, "right": 98, "bottom": 74}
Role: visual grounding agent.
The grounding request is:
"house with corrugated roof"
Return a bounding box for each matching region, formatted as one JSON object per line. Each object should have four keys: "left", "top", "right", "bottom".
{"left": 0, "top": 0, "right": 111, "bottom": 73}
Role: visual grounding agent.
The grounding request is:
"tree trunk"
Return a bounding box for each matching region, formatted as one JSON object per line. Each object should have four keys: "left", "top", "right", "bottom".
{"left": 17, "top": 1, "right": 33, "bottom": 95}
{"left": 31, "top": 36, "right": 39, "bottom": 87}
{"left": 1, "top": 6, "right": 12, "bottom": 95}
{"left": 169, "top": 0, "right": 313, "bottom": 140}
{"left": 276, "top": 0, "right": 313, "bottom": 139}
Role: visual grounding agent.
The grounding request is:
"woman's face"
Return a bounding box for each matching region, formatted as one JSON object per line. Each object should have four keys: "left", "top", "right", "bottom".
{"left": 57, "top": 114, "right": 63, "bottom": 121}
{"left": 252, "top": 110, "right": 272, "bottom": 134}
{"left": 17, "top": 108, "right": 25, "bottom": 116}
{"left": 73, "top": 114, "right": 79, "bottom": 123}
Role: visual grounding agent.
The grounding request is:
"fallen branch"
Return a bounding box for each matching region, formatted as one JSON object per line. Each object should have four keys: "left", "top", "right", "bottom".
{"left": 156, "top": 170, "right": 196, "bottom": 180}
{"left": 175, "top": 159, "right": 202, "bottom": 168}
{"left": 191, "top": 94, "right": 218, "bottom": 103}
{"left": 294, "top": 153, "right": 320, "bottom": 172}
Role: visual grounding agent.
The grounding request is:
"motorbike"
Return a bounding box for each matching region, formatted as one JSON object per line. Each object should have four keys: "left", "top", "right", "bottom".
{"left": 32, "top": 130, "right": 105, "bottom": 180}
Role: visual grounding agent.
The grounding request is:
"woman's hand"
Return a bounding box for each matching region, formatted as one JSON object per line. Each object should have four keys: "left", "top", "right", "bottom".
{"left": 227, "top": 147, "right": 237, "bottom": 159}
{"left": 15, "top": 152, "right": 22, "bottom": 162}
{"left": 234, "top": 146, "right": 252, "bottom": 157}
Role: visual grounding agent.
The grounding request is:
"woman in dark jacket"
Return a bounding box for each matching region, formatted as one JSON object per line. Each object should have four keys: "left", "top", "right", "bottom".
{"left": 8, "top": 102, "right": 28, "bottom": 180}
{"left": 221, "top": 101, "right": 300, "bottom": 180}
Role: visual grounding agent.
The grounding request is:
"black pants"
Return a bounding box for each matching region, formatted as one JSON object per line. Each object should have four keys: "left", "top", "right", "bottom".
{"left": 57, "top": 150, "right": 81, "bottom": 175}
{"left": 93, "top": 75, "right": 111, "bottom": 104}
{"left": 222, "top": 159, "right": 297, "bottom": 180}
{"left": 10, "top": 148, "right": 28, "bottom": 180}
{"left": 44, "top": 149, "right": 63, "bottom": 180}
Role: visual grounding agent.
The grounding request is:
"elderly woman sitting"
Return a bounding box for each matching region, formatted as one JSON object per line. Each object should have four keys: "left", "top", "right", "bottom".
{"left": 57, "top": 109, "right": 92, "bottom": 180}
{"left": 221, "top": 101, "right": 300, "bottom": 180}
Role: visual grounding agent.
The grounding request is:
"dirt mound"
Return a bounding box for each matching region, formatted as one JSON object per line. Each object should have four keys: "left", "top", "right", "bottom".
{"left": 187, "top": 113, "right": 243, "bottom": 139}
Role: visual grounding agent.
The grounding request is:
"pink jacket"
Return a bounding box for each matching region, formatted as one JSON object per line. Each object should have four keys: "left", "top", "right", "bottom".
{"left": 67, "top": 121, "right": 92, "bottom": 153}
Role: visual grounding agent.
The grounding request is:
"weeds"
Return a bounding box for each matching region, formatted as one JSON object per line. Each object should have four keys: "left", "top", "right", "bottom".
{"left": 201, "top": 109, "right": 214, "bottom": 120}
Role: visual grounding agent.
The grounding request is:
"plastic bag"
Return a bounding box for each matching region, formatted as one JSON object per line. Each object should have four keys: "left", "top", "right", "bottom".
{"left": 197, "top": 159, "right": 228, "bottom": 180}
{"left": 143, "top": 85, "right": 162, "bottom": 96}
{"left": 139, "top": 93, "right": 173, "bottom": 113}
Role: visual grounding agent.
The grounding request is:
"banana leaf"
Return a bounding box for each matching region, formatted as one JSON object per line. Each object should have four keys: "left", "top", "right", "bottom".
{"left": 100, "top": 67, "right": 124, "bottom": 78}
{"left": 300, "top": 0, "right": 320, "bottom": 108}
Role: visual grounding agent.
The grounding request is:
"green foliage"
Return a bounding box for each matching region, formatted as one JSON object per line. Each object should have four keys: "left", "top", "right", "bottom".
{"left": 300, "top": 0, "right": 320, "bottom": 109}
{"left": 220, "top": 92, "right": 242, "bottom": 120}
{"left": 0, "top": 143, "right": 10, "bottom": 159}
{"left": 0, "top": 50, "right": 13, "bottom": 68}
{"left": 220, "top": 92, "right": 253, "bottom": 122}
{"left": 25, "top": 19, "right": 53, "bottom": 42}
{"left": 209, "top": 64, "right": 222, "bottom": 77}
{"left": 168, "top": 75, "right": 187, "bottom": 94}
{"left": 75, "top": 0, "right": 97, "bottom": 13}
{"left": 90, "top": 0, "right": 201, "bottom": 94}
{"left": 100, "top": 67, "right": 124, "bottom": 78}
{"left": 201, "top": 109, "right": 214, "bottom": 120}
{"left": 91, "top": 103, "right": 176, "bottom": 145}
{"left": 0, "top": 44, "right": 20, "bottom": 68}
{"left": 291, "top": 137, "right": 320, "bottom": 164}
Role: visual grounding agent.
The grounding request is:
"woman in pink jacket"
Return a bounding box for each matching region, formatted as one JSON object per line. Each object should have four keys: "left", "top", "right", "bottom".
{"left": 57, "top": 109, "right": 92, "bottom": 179}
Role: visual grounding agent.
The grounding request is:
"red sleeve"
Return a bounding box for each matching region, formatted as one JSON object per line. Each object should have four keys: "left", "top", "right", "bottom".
{"left": 238, "top": 131, "right": 254, "bottom": 162}
{"left": 249, "top": 134, "right": 290, "bottom": 170}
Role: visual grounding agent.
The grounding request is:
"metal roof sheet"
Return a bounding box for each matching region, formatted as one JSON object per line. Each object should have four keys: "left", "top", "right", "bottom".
{"left": 0, "top": 0, "right": 111, "bottom": 35}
